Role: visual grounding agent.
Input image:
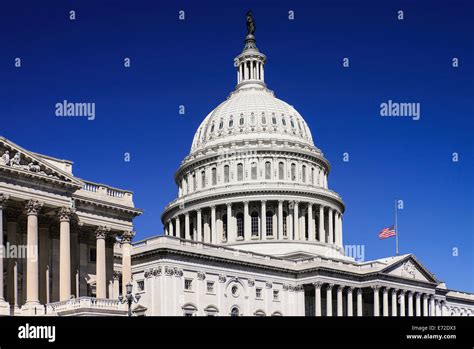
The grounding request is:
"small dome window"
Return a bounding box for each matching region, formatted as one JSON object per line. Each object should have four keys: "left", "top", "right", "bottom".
{"left": 250, "top": 113, "right": 256, "bottom": 125}
{"left": 290, "top": 119, "right": 295, "bottom": 128}
{"left": 210, "top": 123, "right": 215, "bottom": 133}
{"left": 219, "top": 119, "right": 224, "bottom": 130}
{"left": 282, "top": 117, "right": 287, "bottom": 126}
{"left": 272, "top": 115, "right": 277, "bottom": 125}
{"left": 229, "top": 118, "right": 234, "bottom": 128}
{"left": 261, "top": 113, "right": 267, "bottom": 125}
{"left": 239, "top": 115, "right": 244, "bottom": 126}
{"left": 297, "top": 120, "right": 302, "bottom": 131}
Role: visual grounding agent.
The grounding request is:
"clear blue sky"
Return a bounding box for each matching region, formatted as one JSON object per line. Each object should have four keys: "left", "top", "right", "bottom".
{"left": 1, "top": 0, "right": 472, "bottom": 292}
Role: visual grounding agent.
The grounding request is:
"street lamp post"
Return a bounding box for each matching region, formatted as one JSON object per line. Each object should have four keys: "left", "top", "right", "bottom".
{"left": 118, "top": 282, "right": 141, "bottom": 317}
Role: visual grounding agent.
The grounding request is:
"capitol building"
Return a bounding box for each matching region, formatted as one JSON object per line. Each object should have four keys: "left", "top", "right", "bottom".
{"left": 0, "top": 15, "right": 473, "bottom": 317}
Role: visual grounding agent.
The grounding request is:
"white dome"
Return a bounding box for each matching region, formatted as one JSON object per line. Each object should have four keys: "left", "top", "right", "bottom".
{"left": 190, "top": 86, "right": 315, "bottom": 154}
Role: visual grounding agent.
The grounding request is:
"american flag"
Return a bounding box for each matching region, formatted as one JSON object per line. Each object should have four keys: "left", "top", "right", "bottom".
{"left": 378, "top": 225, "right": 396, "bottom": 240}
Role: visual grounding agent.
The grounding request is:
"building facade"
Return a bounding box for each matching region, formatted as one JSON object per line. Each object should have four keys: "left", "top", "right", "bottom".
{"left": 131, "top": 18, "right": 474, "bottom": 317}
{"left": 1, "top": 15, "right": 473, "bottom": 317}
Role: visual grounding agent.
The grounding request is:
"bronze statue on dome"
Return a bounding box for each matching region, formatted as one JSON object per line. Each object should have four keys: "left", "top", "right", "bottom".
{"left": 246, "top": 10, "right": 256, "bottom": 35}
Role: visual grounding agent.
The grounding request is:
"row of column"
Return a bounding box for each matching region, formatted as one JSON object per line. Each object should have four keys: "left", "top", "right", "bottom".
{"left": 313, "top": 282, "right": 442, "bottom": 317}
{"left": 165, "top": 200, "right": 343, "bottom": 247}
{"left": 237, "top": 59, "right": 264, "bottom": 83}
{"left": 0, "top": 195, "right": 134, "bottom": 311}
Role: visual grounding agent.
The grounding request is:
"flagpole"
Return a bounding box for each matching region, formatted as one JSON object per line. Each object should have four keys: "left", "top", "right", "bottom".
{"left": 395, "top": 199, "right": 399, "bottom": 256}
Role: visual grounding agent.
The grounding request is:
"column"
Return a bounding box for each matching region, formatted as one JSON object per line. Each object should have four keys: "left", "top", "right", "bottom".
{"left": 347, "top": 287, "right": 354, "bottom": 317}
{"left": 244, "top": 201, "right": 250, "bottom": 241}
{"left": 261, "top": 201, "right": 266, "bottom": 239}
{"left": 293, "top": 201, "right": 299, "bottom": 240}
{"left": 278, "top": 200, "right": 283, "bottom": 240}
{"left": 337, "top": 285, "right": 343, "bottom": 316}
{"left": 211, "top": 206, "right": 217, "bottom": 243}
{"left": 184, "top": 212, "right": 190, "bottom": 240}
{"left": 415, "top": 293, "right": 421, "bottom": 316}
{"left": 391, "top": 289, "right": 398, "bottom": 317}
{"left": 175, "top": 216, "right": 180, "bottom": 239}
{"left": 399, "top": 290, "right": 406, "bottom": 316}
{"left": 196, "top": 209, "right": 202, "bottom": 242}
{"left": 58, "top": 207, "right": 73, "bottom": 301}
{"left": 326, "top": 284, "right": 333, "bottom": 316}
{"left": 0, "top": 194, "right": 8, "bottom": 312}
{"left": 227, "top": 203, "right": 233, "bottom": 242}
{"left": 95, "top": 226, "right": 108, "bottom": 298}
{"left": 308, "top": 203, "right": 314, "bottom": 241}
{"left": 6, "top": 210, "right": 19, "bottom": 305}
{"left": 334, "top": 212, "right": 339, "bottom": 245}
{"left": 408, "top": 291, "right": 414, "bottom": 316}
{"left": 314, "top": 282, "right": 322, "bottom": 316}
{"left": 168, "top": 219, "right": 174, "bottom": 237}
{"left": 429, "top": 295, "right": 435, "bottom": 316}
{"left": 372, "top": 285, "right": 380, "bottom": 317}
{"left": 357, "top": 288, "right": 363, "bottom": 316}
{"left": 25, "top": 199, "right": 43, "bottom": 306}
{"left": 423, "top": 294, "right": 429, "bottom": 316}
{"left": 383, "top": 287, "right": 389, "bottom": 316}
{"left": 121, "top": 231, "right": 134, "bottom": 296}
{"left": 319, "top": 205, "right": 325, "bottom": 243}
{"left": 328, "top": 208, "right": 333, "bottom": 244}
{"left": 113, "top": 272, "right": 120, "bottom": 298}
{"left": 339, "top": 213, "right": 343, "bottom": 247}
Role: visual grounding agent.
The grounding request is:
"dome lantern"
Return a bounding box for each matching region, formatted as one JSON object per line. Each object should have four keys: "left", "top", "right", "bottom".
{"left": 234, "top": 11, "right": 266, "bottom": 89}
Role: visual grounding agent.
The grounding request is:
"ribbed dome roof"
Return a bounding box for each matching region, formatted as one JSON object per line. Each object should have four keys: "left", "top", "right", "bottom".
{"left": 190, "top": 86, "right": 315, "bottom": 153}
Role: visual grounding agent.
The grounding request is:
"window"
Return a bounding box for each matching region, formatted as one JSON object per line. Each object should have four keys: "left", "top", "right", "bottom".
{"left": 256, "top": 288, "right": 262, "bottom": 299}
{"left": 219, "top": 119, "right": 223, "bottom": 130}
{"left": 222, "top": 214, "right": 228, "bottom": 240}
{"left": 201, "top": 170, "right": 206, "bottom": 188}
{"left": 230, "top": 307, "right": 240, "bottom": 317}
{"left": 182, "top": 304, "right": 197, "bottom": 317}
{"left": 251, "top": 211, "right": 259, "bottom": 236}
{"left": 302, "top": 165, "right": 306, "bottom": 183}
{"left": 207, "top": 282, "right": 215, "bottom": 294}
{"left": 251, "top": 162, "right": 257, "bottom": 180}
{"left": 212, "top": 167, "right": 217, "bottom": 185}
{"left": 311, "top": 167, "right": 314, "bottom": 184}
{"left": 272, "top": 115, "right": 277, "bottom": 125}
{"left": 265, "top": 161, "right": 271, "bottom": 180}
{"left": 236, "top": 212, "right": 244, "bottom": 238}
{"left": 266, "top": 211, "right": 273, "bottom": 236}
{"left": 239, "top": 115, "right": 244, "bottom": 126}
{"left": 210, "top": 123, "right": 215, "bottom": 133}
{"left": 261, "top": 114, "right": 267, "bottom": 125}
{"left": 192, "top": 173, "right": 196, "bottom": 190}
{"left": 224, "top": 165, "right": 229, "bottom": 183}
{"left": 89, "top": 247, "right": 97, "bottom": 263}
{"left": 290, "top": 119, "right": 295, "bottom": 128}
{"left": 228, "top": 118, "right": 234, "bottom": 128}
{"left": 137, "top": 280, "right": 145, "bottom": 292}
{"left": 283, "top": 211, "right": 288, "bottom": 236}
{"left": 282, "top": 116, "right": 287, "bottom": 126}
{"left": 278, "top": 162, "right": 284, "bottom": 180}
{"left": 250, "top": 113, "right": 256, "bottom": 125}
{"left": 204, "top": 306, "right": 218, "bottom": 316}
{"left": 184, "top": 279, "right": 193, "bottom": 291}
{"left": 291, "top": 163, "right": 296, "bottom": 181}
{"left": 254, "top": 310, "right": 266, "bottom": 317}
{"left": 237, "top": 163, "right": 243, "bottom": 181}
{"left": 273, "top": 290, "right": 280, "bottom": 301}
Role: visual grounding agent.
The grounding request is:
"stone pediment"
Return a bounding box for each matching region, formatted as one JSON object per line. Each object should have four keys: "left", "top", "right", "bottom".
{"left": 382, "top": 255, "right": 438, "bottom": 283}
{"left": 0, "top": 137, "right": 82, "bottom": 188}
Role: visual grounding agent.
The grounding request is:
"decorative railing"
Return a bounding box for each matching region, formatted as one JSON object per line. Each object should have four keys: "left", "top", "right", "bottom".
{"left": 79, "top": 180, "right": 133, "bottom": 204}
{"left": 46, "top": 297, "right": 122, "bottom": 314}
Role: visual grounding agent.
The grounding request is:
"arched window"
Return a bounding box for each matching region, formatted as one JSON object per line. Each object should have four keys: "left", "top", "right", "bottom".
{"left": 192, "top": 173, "right": 196, "bottom": 190}
{"left": 265, "top": 161, "right": 271, "bottom": 180}
{"left": 204, "top": 306, "right": 219, "bottom": 316}
{"left": 278, "top": 162, "right": 284, "bottom": 180}
{"left": 251, "top": 162, "right": 257, "bottom": 180}
{"left": 237, "top": 163, "right": 243, "bottom": 181}
{"left": 290, "top": 119, "right": 295, "bottom": 128}
{"left": 230, "top": 306, "right": 240, "bottom": 317}
{"left": 266, "top": 211, "right": 273, "bottom": 236}
{"left": 201, "top": 170, "right": 206, "bottom": 188}
{"left": 236, "top": 212, "right": 244, "bottom": 238}
{"left": 250, "top": 113, "right": 256, "bottom": 125}
{"left": 251, "top": 211, "right": 259, "bottom": 236}
{"left": 302, "top": 165, "right": 306, "bottom": 183}
{"left": 210, "top": 123, "right": 215, "bottom": 133}
{"left": 219, "top": 119, "right": 224, "bottom": 130}
{"left": 291, "top": 163, "right": 296, "bottom": 181}
{"left": 239, "top": 115, "right": 244, "bottom": 126}
{"left": 224, "top": 165, "right": 230, "bottom": 183}
{"left": 282, "top": 116, "right": 287, "bottom": 126}
{"left": 228, "top": 118, "right": 233, "bottom": 128}
{"left": 271, "top": 311, "right": 283, "bottom": 316}
{"left": 222, "top": 214, "right": 228, "bottom": 240}
{"left": 212, "top": 168, "right": 217, "bottom": 185}
{"left": 261, "top": 114, "right": 267, "bottom": 125}
{"left": 182, "top": 304, "right": 197, "bottom": 317}
{"left": 254, "top": 310, "right": 266, "bottom": 317}
{"left": 283, "top": 211, "right": 288, "bottom": 237}
{"left": 272, "top": 115, "right": 277, "bottom": 125}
